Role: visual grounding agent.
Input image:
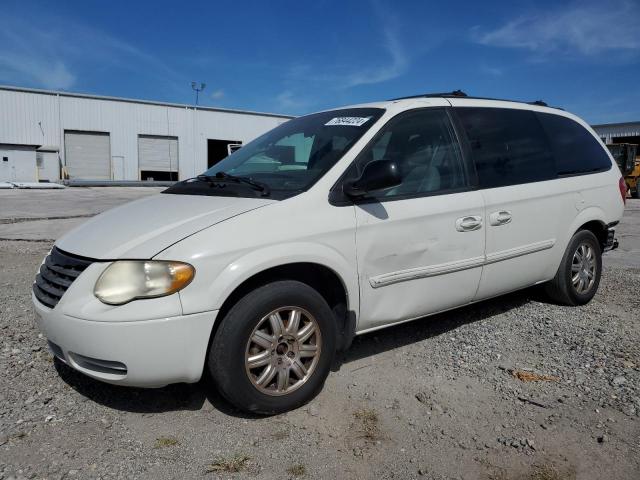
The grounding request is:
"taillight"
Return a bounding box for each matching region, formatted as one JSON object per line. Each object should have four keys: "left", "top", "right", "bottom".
{"left": 619, "top": 177, "right": 627, "bottom": 205}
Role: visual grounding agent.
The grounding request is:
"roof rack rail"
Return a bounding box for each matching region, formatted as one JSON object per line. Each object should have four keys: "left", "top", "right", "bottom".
{"left": 391, "top": 92, "right": 564, "bottom": 110}
{"left": 391, "top": 90, "right": 468, "bottom": 100}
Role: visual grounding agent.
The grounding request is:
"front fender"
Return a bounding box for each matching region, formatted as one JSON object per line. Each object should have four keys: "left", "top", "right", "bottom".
{"left": 174, "top": 241, "right": 359, "bottom": 318}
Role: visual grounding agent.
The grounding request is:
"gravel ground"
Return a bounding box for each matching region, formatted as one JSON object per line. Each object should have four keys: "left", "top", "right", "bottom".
{"left": 0, "top": 190, "right": 638, "bottom": 480}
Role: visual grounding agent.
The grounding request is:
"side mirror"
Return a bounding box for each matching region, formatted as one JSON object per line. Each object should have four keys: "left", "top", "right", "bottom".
{"left": 343, "top": 160, "right": 401, "bottom": 198}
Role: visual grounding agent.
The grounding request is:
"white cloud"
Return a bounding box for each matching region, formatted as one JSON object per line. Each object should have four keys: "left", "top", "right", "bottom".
{"left": 343, "top": 27, "right": 409, "bottom": 88}
{"left": 275, "top": 91, "right": 310, "bottom": 112}
{"left": 479, "top": 65, "right": 504, "bottom": 77}
{"left": 0, "top": 53, "right": 75, "bottom": 90}
{"left": 0, "top": 13, "right": 184, "bottom": 92}
{"left": 210, "top": 89, "right": 225, "bottom": 100}
{"left": 280, "top": 2, "right": 410, "bottom": 97}
{"left": 474, "top": 1, "right": 640, "bottom": 56}
{"left": 0, "top": 17, "right": 77, "bottom": 89}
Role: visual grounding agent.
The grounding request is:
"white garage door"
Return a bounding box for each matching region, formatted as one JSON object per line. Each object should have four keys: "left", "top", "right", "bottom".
{"left": 138, "top": 135, "right": 178, "bottom": 175}
{"left": 64, "top": 131, "right": 111, "bottom": 180}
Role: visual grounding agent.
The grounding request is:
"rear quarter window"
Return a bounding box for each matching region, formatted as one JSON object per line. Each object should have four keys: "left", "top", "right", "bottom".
{"left": 536, "top": 112, "right": 612, "bottom": 176}
{"left": 455, "top": 107, "right": 556, "bottom": 188}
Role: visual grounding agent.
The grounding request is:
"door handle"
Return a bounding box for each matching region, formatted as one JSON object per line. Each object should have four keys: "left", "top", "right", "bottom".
{"left": 455, "top": 215, "right": 483, "bottom": 232}
{"left": 489, "top": 210, "right": 512, "bottom": 226}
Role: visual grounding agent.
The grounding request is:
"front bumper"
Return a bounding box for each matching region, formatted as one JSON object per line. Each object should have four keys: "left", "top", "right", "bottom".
{"left": 33, "top": 293, "right": 218, "bottom": 387}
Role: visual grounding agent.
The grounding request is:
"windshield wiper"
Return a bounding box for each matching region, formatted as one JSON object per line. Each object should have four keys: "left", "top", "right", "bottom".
{"left": 196, "top": 172, "right": 271, "bottom": 196}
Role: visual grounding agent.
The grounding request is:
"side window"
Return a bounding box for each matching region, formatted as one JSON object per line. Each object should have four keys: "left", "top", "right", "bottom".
{"left": 355, "top": 109, "right": 467, "bottom": 197}
{"left": 536, "top": 113, "right": 611, "bottom": 175}
{"left": 456, "top": 107, "right": 555, "bottom": 188}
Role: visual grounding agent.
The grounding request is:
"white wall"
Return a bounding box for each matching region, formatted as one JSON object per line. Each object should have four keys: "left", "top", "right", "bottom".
{"left": 0, "top": 87, "right": 291, "bottom": 181}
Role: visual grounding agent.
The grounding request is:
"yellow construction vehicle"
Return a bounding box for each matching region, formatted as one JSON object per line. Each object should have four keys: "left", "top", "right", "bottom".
{"left": 607, "top": 143, "right": 639, "bottom": 198}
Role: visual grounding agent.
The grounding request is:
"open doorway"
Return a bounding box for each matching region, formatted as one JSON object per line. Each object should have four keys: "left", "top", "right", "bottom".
{"left": 207, "top": 139, "right": 242, "bottom": 168}
{"left": 612, "top": 135, "right": 640, "bottom": 145}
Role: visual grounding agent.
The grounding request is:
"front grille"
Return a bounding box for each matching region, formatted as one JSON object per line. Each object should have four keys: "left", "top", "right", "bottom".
{"left": 33, "top": 247, "right": 94, "bottom": 308}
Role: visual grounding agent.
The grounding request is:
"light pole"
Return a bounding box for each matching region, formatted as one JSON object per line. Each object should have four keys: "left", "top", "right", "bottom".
{"left": 191, "top": 82, "right": 206, "bottom": 106}
{"left": 190, "top": 82, "right": 206, "bottom": 176}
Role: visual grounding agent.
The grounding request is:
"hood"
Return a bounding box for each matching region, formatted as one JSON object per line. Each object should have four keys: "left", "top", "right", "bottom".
{"left": 56, "top": 193, "right": 274, "bottom": 259}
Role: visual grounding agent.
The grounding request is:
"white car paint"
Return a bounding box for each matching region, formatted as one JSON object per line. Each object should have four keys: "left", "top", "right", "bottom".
{"left": 354, "top": 190, "right": 486, "bottom": 329}
{"left": 56, "top": 193, "right": 275, "bottom": 259}
{"left": 32, "top": 96, "right": 625, "bottom": 388}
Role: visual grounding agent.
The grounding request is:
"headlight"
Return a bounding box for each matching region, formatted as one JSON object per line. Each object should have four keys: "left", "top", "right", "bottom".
{"left": 94, "top": 261, "right": 195, "bottom": 305}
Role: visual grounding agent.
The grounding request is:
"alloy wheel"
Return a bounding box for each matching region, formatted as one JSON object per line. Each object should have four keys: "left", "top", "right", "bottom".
{"left": 244, "top": 306, "right": 322, "bottom": 396}
{"left": 571, "top": 242, "right": 597, "bottom": 294}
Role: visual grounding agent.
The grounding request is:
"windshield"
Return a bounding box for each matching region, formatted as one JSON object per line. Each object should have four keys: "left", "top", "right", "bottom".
{"left": 164, "top": 107, "right": 383, "bottom": 199}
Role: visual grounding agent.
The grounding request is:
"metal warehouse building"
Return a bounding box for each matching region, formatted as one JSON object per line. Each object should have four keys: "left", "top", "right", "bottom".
{"left": 592, "top": 121, "right": 640, "bottom": 146}
{"left": 0, "top": 85, "right": 292, "bottom": 183}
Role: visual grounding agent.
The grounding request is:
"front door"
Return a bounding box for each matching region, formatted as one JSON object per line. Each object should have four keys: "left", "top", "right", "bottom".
{"left": 352, "top": 108, "right": 485, "bottom": 332}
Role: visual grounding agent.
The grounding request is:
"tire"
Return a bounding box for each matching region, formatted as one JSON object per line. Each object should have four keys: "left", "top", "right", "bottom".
{"left": 208, "top": 280, "right": 337, "bottom": 414}
{"left": 632, "top": 185, "right": 639, "bottom": 199}
{"left": 545, "top": 230, "right": 602, "bottom": 306}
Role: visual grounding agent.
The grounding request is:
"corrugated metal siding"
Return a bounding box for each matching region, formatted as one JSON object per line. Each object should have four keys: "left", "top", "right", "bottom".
{"left": 592, "top": 123, "right": 640, "bottom": 139}
{"left": 0, "top": 87, "right": 290, "bottom": 181}
{"left": 0, "top": 90, "right": 59, "bottom": 147}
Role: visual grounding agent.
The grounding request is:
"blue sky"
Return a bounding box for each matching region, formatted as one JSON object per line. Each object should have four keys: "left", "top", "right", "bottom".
{"left": 1, "top": 0, "right": 639, "bottom": 123}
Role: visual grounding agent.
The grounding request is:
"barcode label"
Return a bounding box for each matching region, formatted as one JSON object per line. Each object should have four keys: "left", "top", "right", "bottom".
{"left": 325, "top": 116, "right": 371, "bottom": 127}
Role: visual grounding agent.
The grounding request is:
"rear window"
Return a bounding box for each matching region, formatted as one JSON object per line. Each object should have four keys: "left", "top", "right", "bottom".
{"left": 456, "top": 107, "right": 556, "bottom": 188}
{"left": 536, "top": 113, "right": 611, "bottom": 176}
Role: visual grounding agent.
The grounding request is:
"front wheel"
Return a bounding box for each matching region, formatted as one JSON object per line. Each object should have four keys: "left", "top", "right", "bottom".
{"left": 208, "top": 280, "right": 337, "bottom": 414}
{"left": 544, "top": 230, "right": 602, "bottom": 306}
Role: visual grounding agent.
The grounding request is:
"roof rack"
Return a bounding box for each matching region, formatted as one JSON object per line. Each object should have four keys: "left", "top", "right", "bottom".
{"left": 391, "top": 91, "right": 563, "bottom": 110}
{"left": 392, "top": 90, "right": 468, "bottom": 100}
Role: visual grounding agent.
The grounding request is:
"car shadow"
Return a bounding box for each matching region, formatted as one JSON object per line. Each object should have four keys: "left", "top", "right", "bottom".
{"left": 55, "top": 358, "right": 262, "bottom": 418}
{"left": 54, "top": 286, "right": 541, "bottom": 417}
{"left": 335, "top": 286, "right": 537, "bottom": 369}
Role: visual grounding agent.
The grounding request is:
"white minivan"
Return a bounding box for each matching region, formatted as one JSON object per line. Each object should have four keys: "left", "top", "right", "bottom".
{"left": 32, "top": 92, "right": 625, "bottom": 413}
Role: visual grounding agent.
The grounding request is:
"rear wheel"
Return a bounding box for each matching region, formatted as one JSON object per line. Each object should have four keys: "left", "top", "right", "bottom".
{"left": 632, "top": 184, "right": 639, "bottom": 199}
{"left": 545, "top": 230, "right": 602, "bottom": 306}
{"left": 208, "top": 280, "right": 336, "bottom": 414}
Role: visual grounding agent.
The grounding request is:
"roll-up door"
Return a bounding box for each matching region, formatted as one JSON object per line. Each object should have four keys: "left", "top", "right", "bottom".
{"left": 64, "top": 131, "right": 111, "bottom": 180}
{"left": 138, "top": 135, "right": 178, "bottom": 180}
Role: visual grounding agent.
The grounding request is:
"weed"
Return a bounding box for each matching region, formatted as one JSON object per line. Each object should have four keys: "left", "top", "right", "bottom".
{"left": 206, "top": 453, "right": 250, "bottom": 473}
{"left": 287, "top": 463, "right": 306, "bottom": 476}
{"left": 354, "top": 408, "right": 380, "bottom": 440}
{"left": 154, "top": 436, "right": 179, "bottom": 448}
{"left": 271, "top": 430, "right": 289, "bottom": 440}
{"left": 530, "top": 464, "right": 572, "bottom": 480}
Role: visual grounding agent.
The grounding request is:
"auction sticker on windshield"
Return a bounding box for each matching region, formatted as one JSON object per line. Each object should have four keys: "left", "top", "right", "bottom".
{"left": 325, "top": 117, "right": 371, "bottom": 127}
